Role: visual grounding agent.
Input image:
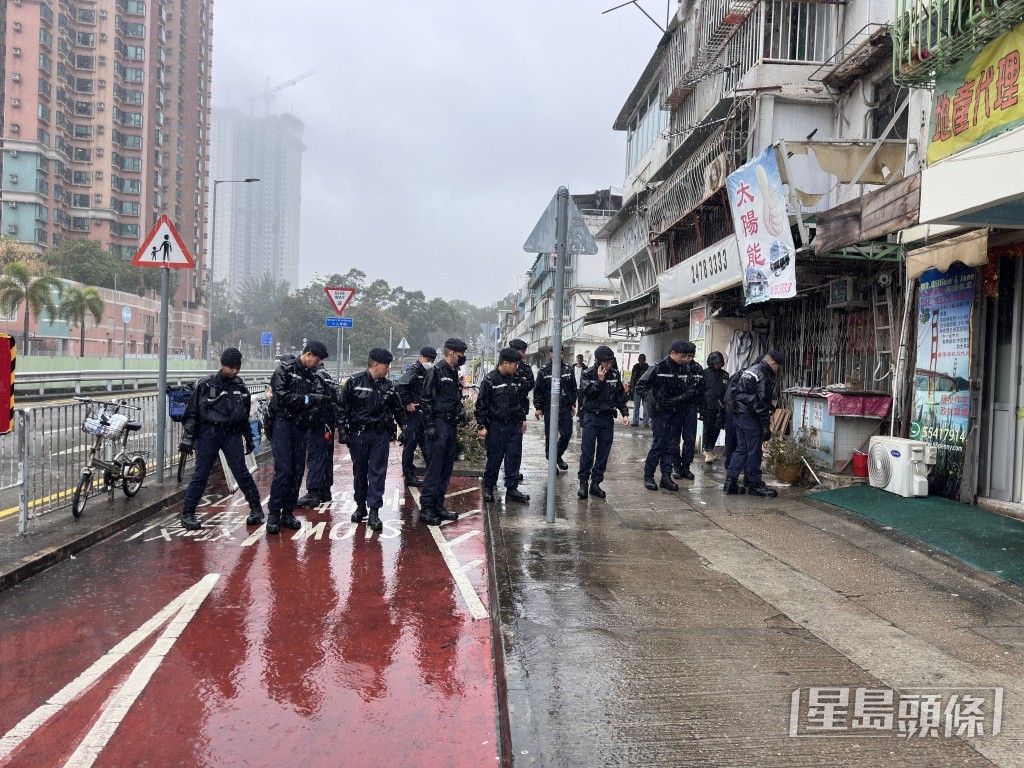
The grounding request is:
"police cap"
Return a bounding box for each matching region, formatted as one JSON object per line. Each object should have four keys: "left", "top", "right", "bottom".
{"left": 498, "top": 348, "right": 520, "bottom": 363}
{"left": 443, "top": 338, "right": 467, "bottom": 353}
{"left": 509, "top": 339, "right": 528, "bottom": 352}
{"left": 220, "top": 347, "right": 242, "bottom": 368}
{"left": 420, "top": 346, "right": 437, "bottom": 360}
{"left": 369, "top": 347, "right": 393, "bottom": 365}
{"left": 593, "top": 345, "right": 615, "bottom": 362}
{"left": 670, "top": 339, "right": 696, "bottom": 355}
{"left": 304, "top": 340, "right": 329, "bottom": 360}
{"left": 767, "top": 349, "right": 785, "bottom": 366}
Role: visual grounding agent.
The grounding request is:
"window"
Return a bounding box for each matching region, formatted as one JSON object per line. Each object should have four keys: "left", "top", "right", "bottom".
{"left": 39, "top": 53, "right": 53, "bottom": 72}
{"left": 74, "top": 101, "right": 93, "bottom": 116}
{"left": 124, "top": 1, "right": 146, "bottom": 15}
{"left": 77, "top": 32, "right": 95, "bottom": 48}
{"left": 77, "top": 9, "right": 97, "bottom": 24}
{"left": 73, "top": 170, "right": 92, "bottom": 185}
{"left": 120, "top": 224, "right": 139, "bottom": 238}
{"left": 38, "top": 104, "right": 52, "bottom": 123}
{"left": 625, "top": 87, "right": 666, "bottom": 175}
{"left": 75, "top": 78, "right": 94, "bottom": 94}
{"left": 72, "top": 193, "right": 91, "bottom": 207}
{"left": 39, "top": 29, "right": 52, "bottom": 49}
{"left": 121, "top": 178, "right": 141, "bottom": 194}
{"left": 76, "top": 55, "right": 95, "bottom": 70}
{"left": 125, "top": 45, "right": 145, "bottom": 61}
{"left": 38, "top": 79, "right": 52, "bottom": 98}
{"left": 74, "top": 124, "right": 93, "bottom": 139}
{"left": 72, "top": 217, "right": 91, "bottom": 232}
{"left": 74, "top": 148, "right": 92, "bottom": 162}
{"left": 121, "top": 201, "right": 141, "bottom": 216}
{"left": 121, "top": 156, "right": 141, "bottom": 172}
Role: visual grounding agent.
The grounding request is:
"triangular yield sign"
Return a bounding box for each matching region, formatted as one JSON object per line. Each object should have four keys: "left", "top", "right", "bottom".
{"left": 522, "top": 190, "right": 598, "bottom": 256}
{"left": 324, "top": 286, "right": 356, "bottom": 315}
{"left": 132, "top": 215, "right": 195, "bottom": 268}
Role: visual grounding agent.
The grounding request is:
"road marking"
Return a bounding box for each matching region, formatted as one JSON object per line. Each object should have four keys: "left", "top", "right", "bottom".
{"left": 0, "top": 574, "right": 220, "bottom": 763}
{"left": 447, "top": 530, "right": 481, "bottom": 548}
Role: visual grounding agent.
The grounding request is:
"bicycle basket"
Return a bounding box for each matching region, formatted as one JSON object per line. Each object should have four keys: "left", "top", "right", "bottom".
{"left": 167, "top": 387, "right": 193, "bottom": 423}
{"left": 82, "top": 412, "right": 129, "bottom": 439}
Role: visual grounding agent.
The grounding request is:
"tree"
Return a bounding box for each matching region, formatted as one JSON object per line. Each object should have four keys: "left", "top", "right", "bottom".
{"left": 0, "top": 263, "right": 62, "bottom": 353}
{"left": 59, "top": 286, "right": 105, "bottom": 357}
{"left": 236, "top": 273, "right": 290, "bottom": 330}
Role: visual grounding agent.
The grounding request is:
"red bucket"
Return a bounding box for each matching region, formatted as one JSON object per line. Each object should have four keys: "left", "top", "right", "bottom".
{"left": 853, "top": 452, "right": 869, "bottom": 477}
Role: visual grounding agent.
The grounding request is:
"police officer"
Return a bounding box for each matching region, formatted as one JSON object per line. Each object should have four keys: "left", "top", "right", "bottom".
{"left": 419, "top": 338, "right": 469, "bottom": 526}
{"left": 478, "top": 348, "right": 530, "bottom": 504}
{"left": 635, "top": 340, "right": 704, "bottom": 491}
{"left": 700, "top": 351, "right": 730, "bottom": 464}
{"left": 577, "top": 345, "right": 630, "bottom": 500}
{"left": 724, "top": 350, "right": 783, "bottom": 497}
{"left": 295, "top": 362, "right": 341, "bottom": 508}
{"left": 337, "top": 347, "right": 406, "bottom": 532}
{"left": 508, "top": 339, "right": 534, "bottom": 483}
{"left": 179, "top": 348, "right": 263, "bottom": 530}
{"left": 266, "top": 340, "right": 329, "bottom": 534}
{"left": 534, "top": 348, "right": 577, "bottom": 473}
{"left": 396, "top": 346, "right": 436, "bottom": 487}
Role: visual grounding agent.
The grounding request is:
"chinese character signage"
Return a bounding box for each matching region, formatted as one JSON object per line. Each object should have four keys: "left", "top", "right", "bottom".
{"left": 726, "top": 147, "right": 797, "bottom": 305}
{"left": 911, "top": 263, "right": 975, "bottom": 499}
{"left": 690, "top": 305, "right": 707, "bottom": 363}
{"left": 928, "top": 21, "right": 1024, "bottom": 164}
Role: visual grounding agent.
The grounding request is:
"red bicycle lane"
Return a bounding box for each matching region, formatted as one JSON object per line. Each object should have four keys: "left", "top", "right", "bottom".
{"left": 0, "top": 451, "right": 500, "bottom": 767}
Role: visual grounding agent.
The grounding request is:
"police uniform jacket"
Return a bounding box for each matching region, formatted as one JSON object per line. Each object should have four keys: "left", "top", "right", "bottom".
{"left": 338, "top": 370, "right": 406, "bottom": 434}
{"left": 701, "top": 353, "right": 730, "bottom": 415}
{"left": 313, "top": 364, "right": 341, "bottom": 428}
{"left": 181, "top": 372, "right": 252, "bottom": 440}
{"left": 419, "top": 359, "right": 466, "bottom": 428}
{"left": 533, "top": 361, "right": 577, "bottom": 412}
{"left": 516, "top": 361, "right": 535, "bottom": 410}
{"left": 634, "top": 356, "right": 705, "bottom": 415}
{"left": 727, "top": 360, "right": 776, "bottom": 426}
{"left": 476, "top": 368, "right": 527, "bottom": 428}
{"left": 268, "top": 354, "right": 324, "bottom": 427}
{"left": 396, "top": 360, "right": 429, "bottom": 408}
{"left": 579, "top": 365, "right": 629, "bottom": 417}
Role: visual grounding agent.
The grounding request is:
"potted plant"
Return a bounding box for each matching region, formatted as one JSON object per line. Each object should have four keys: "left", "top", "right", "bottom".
{"left": 765, "top": 427, "right": 822, "bottom": 485}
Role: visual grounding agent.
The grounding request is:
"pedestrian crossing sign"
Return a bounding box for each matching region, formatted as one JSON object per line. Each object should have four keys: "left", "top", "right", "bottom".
{"left": 132, "top": 215, "right": 195, "bottom": 268}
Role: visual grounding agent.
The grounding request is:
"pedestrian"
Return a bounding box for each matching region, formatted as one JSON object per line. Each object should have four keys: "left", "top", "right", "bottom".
{"left": 628, "top": 354, "right": 650, "bottom": 427}
{"left": 396, "top": 346, "right": 436, "bottom": 487}
{"left": 700, "top": 351, "right": 729, "bottom": 464}
{"left": 635, "top": 340, "right": 705, "bottom": 492}
{"left": 478, "top": 348, "right": 531, "bottom": 504}
{"left": 577, "top": 345, "right": 630, "bottom": 500}
{"left": 508, "top": 339, "right": 534, "bottom": 484}
{"left": 178, "top": 347, "right": 263, "bottom": 531}
{"left": 534, "top": 347, "right": 577, "bottom": 473}
{"left": 266, "top": 340, "right": 329, "bottom": 534}
{"left": 337, "top": 348, "right": 407, "bottom": 532}
{"left": 723, "top": 350, "right": 783, "bottom": 497}
{"left": 419, "top": 338, "right": 469, "bottom": 526}
{"left": 295, "top": 362, "right": 341, "bottom": 508}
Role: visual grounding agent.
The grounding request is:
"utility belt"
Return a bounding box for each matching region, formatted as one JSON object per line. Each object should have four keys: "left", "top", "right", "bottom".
{"left": 352, "top": 422, "right": 390, "bottom": 435}
{"left": 436, "top": 411, "right": 459, "bottom": 423}
{"left": 585, "top": 409, "right": 617, "bottom": 419}
{"left": 489, "top": 415, "right": 523, "bottom": 424}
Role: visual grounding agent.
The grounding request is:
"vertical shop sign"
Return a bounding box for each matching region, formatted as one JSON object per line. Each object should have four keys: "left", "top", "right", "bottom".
{"left": 690, "top": 304, "right": 707, "bottom": 363}
{"left": 911, "top": 263, "right": 975, "bottom": 498}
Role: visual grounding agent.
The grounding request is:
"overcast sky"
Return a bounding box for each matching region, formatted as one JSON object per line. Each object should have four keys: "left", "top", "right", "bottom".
{"left": 211, "top": 1, "right": 665, "bottom": 304}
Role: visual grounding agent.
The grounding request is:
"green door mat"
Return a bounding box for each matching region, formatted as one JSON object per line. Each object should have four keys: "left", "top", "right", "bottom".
{"left": 812, "top": 485, "right": 1024, "bottom": 587}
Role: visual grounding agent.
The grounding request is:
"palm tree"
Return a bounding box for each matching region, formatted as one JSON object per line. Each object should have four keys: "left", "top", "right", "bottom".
{"left": 0, "top": 262, "right": 62, "bottom": 354}
{"left": 59, "top": 286, "right": 105, "bottom": 357}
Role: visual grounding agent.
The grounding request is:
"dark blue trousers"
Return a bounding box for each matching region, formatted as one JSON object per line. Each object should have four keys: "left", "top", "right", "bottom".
{"left": 269, "top": 416, "right": 307, "bottom": 514}
{"left": 350, "top": 429, "right": 390, "bottom": 509}
{"left": 724, "top": 409, "right": 737, "bottom": 467}
{"left": 674, "top": 404, "right": 698, "bottom": 471}
{"left": 727, "top": 412, "right": 764, "bottom": 485}
{"left": 543, "top": 406, "right": 573, "bottom": 461}
{"left": 483, "top": 420, "right": 523, "bottom": 489}
{"left": 578, "top": 412, "right": 614, "bottom": 485}
{"left": 401, "top": 410, "right": 430, "bottom": 476}
{"left": 646, "top": 409, "right": 684, "bottom": 477}
{"left": 304, "top": 424, "right": 335, "bottom": 494}
{"left": 183, "top": 423, "right": 260, "bottom": 514}
{"left": 421, "top": 420, "right": 457, "bottom": 510}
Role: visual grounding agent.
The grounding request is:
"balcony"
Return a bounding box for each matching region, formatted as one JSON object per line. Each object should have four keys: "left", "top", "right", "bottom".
{"left": 893, "top": 0, "right": 1024, "bottom": 85}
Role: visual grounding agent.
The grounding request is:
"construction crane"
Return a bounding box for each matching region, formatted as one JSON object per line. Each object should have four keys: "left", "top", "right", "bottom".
{"left": 252, "top": 68, "right": 317, "bottom": 115}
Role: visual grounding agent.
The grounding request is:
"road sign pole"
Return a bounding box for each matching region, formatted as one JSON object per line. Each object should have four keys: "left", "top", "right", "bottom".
{"left": 156, "top": 266, "right": 169, "bottom": 483}
{"left": 341, "top": 322, "right": 345, "bottom": 374}
{"left": 546, "top": 188, "right": 569, "bottom": 525}
{"left": 335, "top": 324, "right": 341, "bottom": 379}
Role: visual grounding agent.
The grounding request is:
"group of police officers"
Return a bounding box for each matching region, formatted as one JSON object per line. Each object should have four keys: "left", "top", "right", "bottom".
{"left": 177, "top": 334, "right": 785, "bottom": 533}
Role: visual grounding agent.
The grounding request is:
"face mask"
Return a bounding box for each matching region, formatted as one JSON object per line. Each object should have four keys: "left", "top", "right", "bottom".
{"left": 457, "top": 355, "right": 467, "bottom": 367}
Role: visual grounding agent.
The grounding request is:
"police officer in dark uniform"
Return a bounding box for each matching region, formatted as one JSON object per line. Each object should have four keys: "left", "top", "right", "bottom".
{"left": 478, "top": 348, "right": 530, "bottom": 504}
{"left": 337, "top": 347, "right": 406, "bottom": 532}
{"left": 534, "top": 348, "right": 577, "bottom": 473}
{"left": 724, "top": 350, "right": 783, "bottom": 498}
{"left": 577, "top": 345, "right": 630, "bottom": 500}
{"left": 396, "top": 346, "right": 436, "bottom": 487}
{"left": 295, "top": 362, "right": 341, "bottom": 507}
{"left": 508, "top": 339, "right": 534, "bottom": 483}
{"left": 418, "top": 338, "right": 468, "bottom": 526}
{"left": 179, "top": 348, "right": 262, "bottom": 530}
{"left": 266, "top": 340, "right": 329, "bottom": 534}
{"left": 635, "top": 339, "right": 705, "bottom": 491}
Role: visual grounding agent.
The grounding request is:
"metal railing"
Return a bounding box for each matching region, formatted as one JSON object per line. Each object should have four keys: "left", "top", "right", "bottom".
{"left": 13, "top": 368, "right": 278, "bottom": 397}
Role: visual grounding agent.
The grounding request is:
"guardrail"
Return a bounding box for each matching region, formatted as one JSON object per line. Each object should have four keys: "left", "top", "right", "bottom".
{"left": 13, "top": 368, "right": 279, "bottom": 397}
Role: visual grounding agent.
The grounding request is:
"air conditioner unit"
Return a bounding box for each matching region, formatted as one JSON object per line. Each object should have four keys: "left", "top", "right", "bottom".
{"left": 100, "top": 9, "right": 107, "bottom": 18}
{"left": 619, "top": 341, "right": 641, "bottom": 354}
{"left": 97, "top": 102, "right": 105, "bottom": 110}
{"left": 10, "top": 124, "right": 20, "bottom": 133}
{"left": 11, "top": 99, "right": 20, "bottom": 107}
{"left": 704, "top": 154, "right": 728, "bottom": 195}
{"left": 12, "top": 48, "right": 21, "bottom": 57}
{"left": 9, "top": 151, "right": 17, "bottom": 158}
{"left": 868, "top": 436, "right": 936, "bottom": 498}
{"left": 8, "top": 202, "right": 17, "bottom": 208}
{"left": 7, "top": 225, "right": 17, "bottom": 234}
{"left": 9, "top": 174, "right": 18, "bottom": 183}
{"left": 827, "top": 277, "right": 869, "bottom": 309}
{"left": 98, "top": 55, "right": 106, "bottom": 63}
{"left": 11, "top": 73, "right": 21, "bottom": 81}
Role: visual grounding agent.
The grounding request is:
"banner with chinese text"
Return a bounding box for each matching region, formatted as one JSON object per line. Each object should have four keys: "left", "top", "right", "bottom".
{"left": 911, "top": 263, "right": 975, "bottom": 498}
{"left": 726, "top": 147, "right": 797, "bottom": 305}
{"left": 928, "top": 21, "right": 1024, "bottom": 163}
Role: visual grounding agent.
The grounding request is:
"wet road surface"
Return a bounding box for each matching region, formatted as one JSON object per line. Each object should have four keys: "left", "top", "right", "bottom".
{"left": 0, "top": 450, "right": 499, "bottom": 767}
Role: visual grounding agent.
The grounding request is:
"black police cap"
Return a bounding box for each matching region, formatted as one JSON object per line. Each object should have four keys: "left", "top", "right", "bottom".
{"left": 304, "top": 340, "right": 329, "bottom": 360}
{"left": 594, "top": 345, "right": 615, "bottom": 362}
{"left": 670, "top": 339, "right": 696, "bottom": 354}
{"left": 443, "top": 338, "right": 467, "bottom": 353}
{"left": 420, "top": 346, "right": 437, "bottom": 360}
{"left": 509, "top": 339, "right": 527, "bottom": 352}
{"left": 369, "top": 347, "right": 393, "bottom": 364}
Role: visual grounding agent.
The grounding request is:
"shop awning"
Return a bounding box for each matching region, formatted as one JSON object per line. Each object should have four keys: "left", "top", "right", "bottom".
{"left": 659, "top": 236, "right": 742, "bottom": 310}
{"left": 583, "top": 291, "right": 658, "bottom": 334}
{"left": 906, "top": 229, "right": 988, "bottom": 279}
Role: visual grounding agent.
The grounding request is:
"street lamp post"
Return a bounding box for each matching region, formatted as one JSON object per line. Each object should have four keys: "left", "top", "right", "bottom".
{"left": 208, "top": 177, "right": 259, "bottom": 360}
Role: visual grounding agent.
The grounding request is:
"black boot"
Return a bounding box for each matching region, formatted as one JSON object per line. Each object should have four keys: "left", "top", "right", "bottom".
{"left": 280, "top": 511, "right": 302, "bottom": 530}
{"left": 671, "top": 466, "right": 684, "bottom": 480}
{"left": 644, "top": 476, "right": 658, "bottom": 491}
{"left": 368, "top": 508, "right": 383, "bottom": 532}
{"left": 181, "top": 511, "right": 202, "bottom": 531}
{"left": 483, "top": 486, "right": 495, "bottom": 503}
{"left": 589, "top": 482, "right": 606, "bottom": 499}
{"left": 351, "top": 503, "right": 367, "bottom": 523}
{"left": 556, "top": 458, "right": 568, "bottom": 471}
{"left": 746, "top": 481, "right": 778, "bottom": 498}
{"left": 506, "top": 487, "right": 530, "bottom": 503}
{"left": 678, "top": 468, "right": 695, "bottom": 481}
{"left": 659, "top": 476, "right": 679, "bottom": 491}
{"left": 517, "top": 473, "right": 524, "bottom": 482}
{"left": 319, "top": 491, "right": 333, "bottom": 503}
{"left": 404, "top": 473, "right": 422, "bottom": 487}
{"left": 266, "top": 512, "right": 281, "bottom": 535}
{"left": 723, "top": 476, "right": 740, "bottom": 495}
{"left": 419, "top": 507, "right": 442, "bottom": 526}
{"left": 436, "top": 506, "right": 458, "bottom": 522}
{"left": 577, "top": 485, "right": 589, "bottom": 499}
{"left": 295, "top": 492, "right": 319, "bottom": 508}
{"left": 245, "top": 504, "right": 265, "bottom": 526}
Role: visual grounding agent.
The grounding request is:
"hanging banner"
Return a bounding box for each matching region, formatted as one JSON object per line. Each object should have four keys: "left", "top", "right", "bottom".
{"left": 910, "top": 262, "right": 975, "bottom": 498}
{"left": 726, "top": 147, "right": 797, "bottom": 305}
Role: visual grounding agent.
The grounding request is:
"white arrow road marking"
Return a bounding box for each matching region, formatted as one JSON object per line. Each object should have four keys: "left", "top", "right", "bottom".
{"left": 0, "top": 574, "right": 219, "bottom": 765}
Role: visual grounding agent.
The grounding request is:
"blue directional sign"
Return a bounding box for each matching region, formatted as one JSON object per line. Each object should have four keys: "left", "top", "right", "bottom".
{"left": 261, "top": 332, "right": 273, "bottom": 346}
{"left": 325, "top": 317, "right": 354, "bottom": 328}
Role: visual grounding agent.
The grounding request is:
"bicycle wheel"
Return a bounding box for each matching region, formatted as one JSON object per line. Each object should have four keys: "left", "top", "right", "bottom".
{"left": 122, "top": 456, "right": 147, "bottom": 497}
{"left": 72, "top": 472, "right": 92, "bottom": 518}
{"left": 176, "top": 450, "right": 189, "bottom": 484}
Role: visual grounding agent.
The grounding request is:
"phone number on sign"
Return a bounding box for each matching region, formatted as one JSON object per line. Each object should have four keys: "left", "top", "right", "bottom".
{"left": 918, "top": 425, "right": 966, "bottom": 443}
{"left": 770, "top": 282, "right": 794, "bottom": 296}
